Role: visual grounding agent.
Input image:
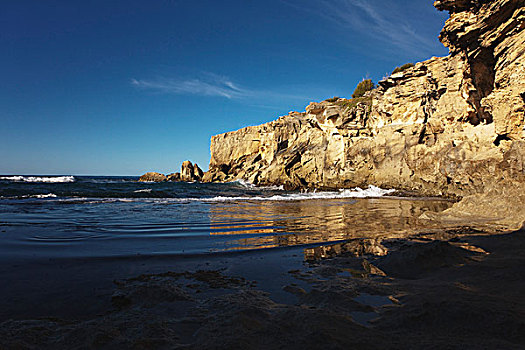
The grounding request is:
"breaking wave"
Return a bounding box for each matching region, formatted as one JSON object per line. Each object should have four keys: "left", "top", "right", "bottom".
{"left": 95, "top": 185, "right": 395, "bottom": 203}
{"left": 194, "top": 185, "right": 396, "bottom": 202}
{"left": 0, "top": 176, "right": 75, "bottom": 183}
{"left": 230, "top": 179, "right": 284, "bottom": 191}
{"left": 229, "top": 179, "right": 257, "bottom": 189}
{"left": 31, "top": 193, "right": 58, "bottom": 198}
{"left": 0, "top": 182, "right": 396, "bottom": 204}
{"left": 0, "top": 193, "right": 58, "bottom": 200}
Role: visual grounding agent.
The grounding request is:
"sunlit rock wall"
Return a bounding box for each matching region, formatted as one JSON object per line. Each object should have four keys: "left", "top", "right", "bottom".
{"left": 204, "top": 0, "right": 525, "bottom": 226}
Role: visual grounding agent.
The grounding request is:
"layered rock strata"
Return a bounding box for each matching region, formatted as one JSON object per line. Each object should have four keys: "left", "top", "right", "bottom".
{"left": 204, "top": 0, "right": 525, "bottom": 227}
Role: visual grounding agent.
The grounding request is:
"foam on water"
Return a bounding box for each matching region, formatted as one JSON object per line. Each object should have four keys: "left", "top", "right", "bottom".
{"left": 0, "top": 174, "right": 454, "bottom": 268}
{"left": 31, "top": 193, "right": 58, "bottom": 199}
{"left": 195, "top": 185, "right": 396, "bottom": 202}
{"left": 90, "top": 185, "right": 394, "bottom": 203}
{"left": 0, "top": 193, "right": 59, "bottom": 200}
{"left": 229, "top": 179, "right": 257, "bottom": 189}
{"left": 0, "top": 178, "right": 395, "bottom": 204}
{"left": 87, "top": 178, "right": 134, "bottom": 184}
{"left": 0, "top": 176, "right": 75, "bottom": 183}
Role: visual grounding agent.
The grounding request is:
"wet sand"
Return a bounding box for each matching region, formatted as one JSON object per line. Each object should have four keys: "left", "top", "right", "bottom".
{"left": 1, "top": 226, "right": 524, "bottom": 349}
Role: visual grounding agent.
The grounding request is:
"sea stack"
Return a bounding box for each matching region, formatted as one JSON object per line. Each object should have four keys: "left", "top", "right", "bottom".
{"left": 139, "top": 161, "right": 205, "bottom": 183}
{"left": 180, "top": 160, "right": 204, "bottom": 182}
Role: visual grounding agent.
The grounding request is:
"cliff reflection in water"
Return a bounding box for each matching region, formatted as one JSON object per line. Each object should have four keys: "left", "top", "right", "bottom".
{"left": 209, "top": 197, "right": 453, "bottom": 252}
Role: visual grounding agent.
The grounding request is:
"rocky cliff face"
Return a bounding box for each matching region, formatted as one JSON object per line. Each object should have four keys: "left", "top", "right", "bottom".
{"left": 204, "top": 0, "right": 525, "bottom": 227}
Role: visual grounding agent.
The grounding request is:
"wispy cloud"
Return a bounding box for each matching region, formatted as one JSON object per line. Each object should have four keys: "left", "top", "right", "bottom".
{"left": 131, "top": 73, "right": 246, "bottom": 99}
{"left": 131, "top": 72, "right": 320, "bottom": 110}
{"left": 281, "top": 0, "right": 438, "bottom": 56}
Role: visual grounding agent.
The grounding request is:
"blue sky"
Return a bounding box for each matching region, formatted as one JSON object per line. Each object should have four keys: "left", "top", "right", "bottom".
{"left": 1, "top": 0, "right": 449, "bottom": 175}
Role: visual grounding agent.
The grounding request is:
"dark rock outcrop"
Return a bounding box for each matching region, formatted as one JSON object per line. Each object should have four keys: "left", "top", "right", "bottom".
{"left": 180, "top": 161, "right": 204, "bottom": 182}
{"left": 180, "top": 161, "right": 194, "bottom": 182}
{"left": 139, "top": 162, "right": 205, "bottom": 183}
{"left": 138, "top": 172, "right": 167, "bottom": 182}
{"left": 193, "top": 163, "right": 204, "bottom": 180}
{"left": 166, "top": 172, "right": 181, "bottom": 182}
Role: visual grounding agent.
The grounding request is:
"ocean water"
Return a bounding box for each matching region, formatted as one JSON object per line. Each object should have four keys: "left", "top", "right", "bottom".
{"left": 0, "top": 175, "right": 453, "bottom": 261}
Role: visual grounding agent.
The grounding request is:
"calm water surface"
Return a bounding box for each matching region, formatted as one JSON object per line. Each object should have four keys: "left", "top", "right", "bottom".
{"left": 0, "top": 175, "right": 453, "bottom": 261}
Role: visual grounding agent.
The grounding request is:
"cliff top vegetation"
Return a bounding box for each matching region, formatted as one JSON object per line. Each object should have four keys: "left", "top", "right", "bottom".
{"left": 352, "top": 79, "right": 375, "bottom": 98}
{"left": 392, "top": 63, "right": 415, "bottom": 74}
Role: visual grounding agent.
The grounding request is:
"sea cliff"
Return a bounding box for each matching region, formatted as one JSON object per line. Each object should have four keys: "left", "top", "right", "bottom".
{"left": 204, "top": 0, "right": 525, "bottom": 228}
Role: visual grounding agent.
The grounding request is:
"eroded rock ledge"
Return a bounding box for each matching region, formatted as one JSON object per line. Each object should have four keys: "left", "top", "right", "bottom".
{"left": 202, "top": 0, "right": 524, "bottom": 228}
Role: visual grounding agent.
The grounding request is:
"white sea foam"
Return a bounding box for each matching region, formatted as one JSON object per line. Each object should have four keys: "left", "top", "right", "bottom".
{"left": 55, "top": 197, "right": 134, "bottom": 204}
{"left": 0, "top": 176, "right": 75, "bottom": 183}
{"left": 134, "top": 189, "right": 152, "bottom": 193}
{"left": 0, "top": 193, "right": 59, "bottom": 200}
{"left": 141, "top": 185, "right": 396, "bottom": 203}
{"left": 259, "top": 184, "right": 285, "bottom": 191}
{"left": 32, "top": 193, "right": 58, "bottom": 198}
{"left": 196, "top": 185, "right": 395, "bottom": 202}
{"left": 5, "top": 185, "right": 395, "bottom": 204}
{"left": 94, "top": 198, "right": 135, "bottom": 203}
{"left": 229, "top": 179, "right": 257, "bottom": 189}
{"left": 0, "top": 176, "right": 24, "bottom": 182}
{"left": 88, "top": 179, "right": 131, "bottom": 184}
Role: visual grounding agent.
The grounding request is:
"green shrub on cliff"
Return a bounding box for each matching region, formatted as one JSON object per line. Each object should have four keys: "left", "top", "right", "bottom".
{"left": 337, "top": 96, "right": 372, "bottom": 110}
{"left": 352, "top": 79, "right": 374, "bottom": 98}
{"left": 325, "top": 97, "right": 340, "bottom": 103}
{"left": 392, "top": 63, "right": 415, "bottom": 74}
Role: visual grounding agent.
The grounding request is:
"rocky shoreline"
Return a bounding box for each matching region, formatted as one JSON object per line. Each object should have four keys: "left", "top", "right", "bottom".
{"left": 142, "top": 0, "right": 525, "bottom": 229}
{"left": 2, "top": 1, "right": 524, "bottom": 349}
{"left": 108, "top": 3, "right": 525, "bottom": 346}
